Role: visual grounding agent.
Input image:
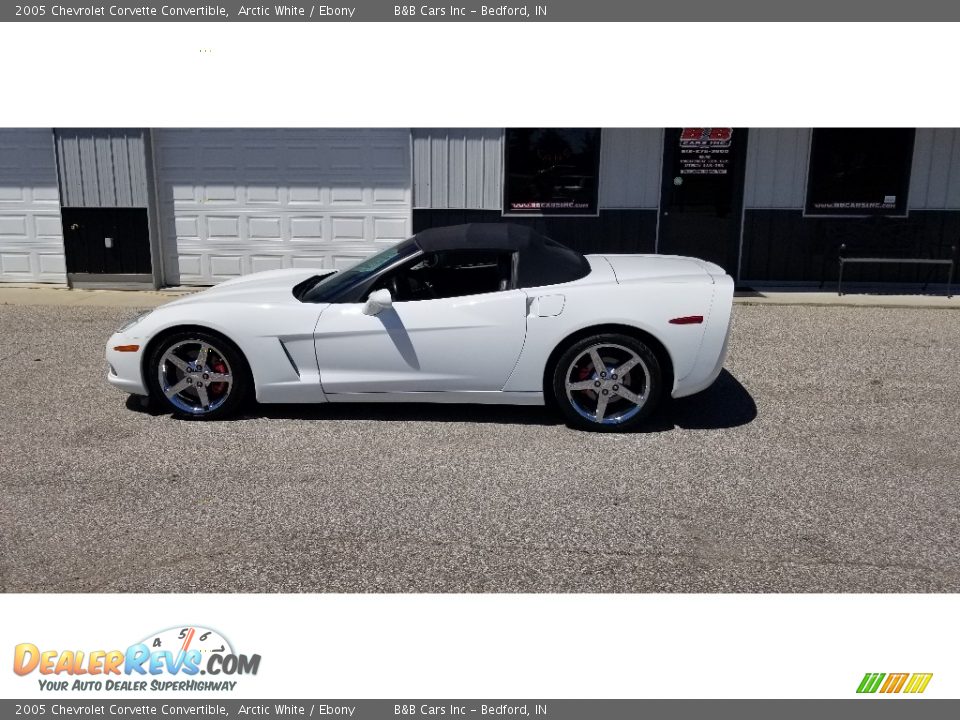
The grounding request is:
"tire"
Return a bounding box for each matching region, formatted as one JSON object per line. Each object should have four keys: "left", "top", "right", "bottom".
{"left": 550, "top": 332, "right": 662, "bottom": 432}
{"left": 146, "top": 330, "right": 250, "bottom": 420}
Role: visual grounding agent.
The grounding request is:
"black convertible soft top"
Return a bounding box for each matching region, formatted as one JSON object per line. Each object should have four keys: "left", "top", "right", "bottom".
{"left": 414, "top": 223, "right": 591, "bottom": 288}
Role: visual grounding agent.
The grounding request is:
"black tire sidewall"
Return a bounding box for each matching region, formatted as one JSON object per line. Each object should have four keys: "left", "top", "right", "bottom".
{"left": 551, "top": 333, "right": 662, "bottom": 432}
{"left": 146, "top": 330, "right": 250, "bottom": 420}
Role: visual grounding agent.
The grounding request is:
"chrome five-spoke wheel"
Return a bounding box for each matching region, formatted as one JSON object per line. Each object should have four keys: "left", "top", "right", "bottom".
{"left": 553, "top": 333, "right": 662, "bottom": 431}
{"left": 148, "top": 331, "right": 249, "bottom": 419}
{"left": 158, "top": 339, "right": 234, "bottom": 414}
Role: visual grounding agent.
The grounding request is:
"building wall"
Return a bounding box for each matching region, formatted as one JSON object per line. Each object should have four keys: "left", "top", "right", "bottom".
{"left": 909, "top": 128, "right": 960, "bottom": 209}
{"left": 412, "top": 128, "right": 661, "bottom": 255}
{"left": 3, "top": 127, "right": 959, "bottom": 289}
{"left": 413, "top": 128, "right": 665, "bottom": 211}
{"left": 739, "top": 128, "right": 960, "bottom": 285}
{"left": 55, "top": 129, "right": 151, "bottom": 208}
{"left": 742, "top": 128, "right": 810, "bottom": 210}
{"left": 412, "top": 128, "right": 502, "bottom": 210}
{"left": 741, "top": 127, "right": 960, "bottom": 211}
{"left": 54, "top": 128, "right": 160, "bottom": 287}
{"left": 597, "top": 128, "right": 662, "bottom": 209}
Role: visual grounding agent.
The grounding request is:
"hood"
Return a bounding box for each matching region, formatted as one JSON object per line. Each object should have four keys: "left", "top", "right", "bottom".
{"left": 597, "top": 254, "right": 727, "bottom": 283}
{"left": 163, "top": 268, "right": 336, "bottom": 308}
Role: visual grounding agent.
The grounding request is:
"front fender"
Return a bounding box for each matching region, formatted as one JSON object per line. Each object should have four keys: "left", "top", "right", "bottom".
{"left": 108, "top": 301, "right": 328, "bottom": 403}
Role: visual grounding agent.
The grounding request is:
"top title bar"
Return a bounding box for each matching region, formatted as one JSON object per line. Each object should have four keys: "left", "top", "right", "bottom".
{"left": 5, "top": 0, "right": 960, "bottom": 21}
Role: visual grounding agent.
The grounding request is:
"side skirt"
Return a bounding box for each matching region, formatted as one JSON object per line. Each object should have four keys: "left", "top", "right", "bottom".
{"left": 323, "top": 390, "right": 545, "bottom": 406}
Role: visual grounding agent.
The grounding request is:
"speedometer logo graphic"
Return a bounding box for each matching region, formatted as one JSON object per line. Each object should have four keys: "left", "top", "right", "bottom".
{"left": 139, "top": 626, "right": 234, "bottom": 660}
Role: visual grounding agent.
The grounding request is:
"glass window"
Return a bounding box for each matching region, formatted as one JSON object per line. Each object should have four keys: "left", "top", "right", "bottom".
{"left": 300, "top": 239, "right": 420, "bottom": 303}
{"left": 503, "top": 128, "right": 602, "bottom": 216}
{"left": 372, "top": 250, "right": 515, "bottom": 302}
{"left": 805, "top": 128, "right": 915, "bottom": 216}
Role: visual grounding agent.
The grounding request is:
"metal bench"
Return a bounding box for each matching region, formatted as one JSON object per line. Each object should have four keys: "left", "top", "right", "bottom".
{"left": 838, "top": 244, "right": 955, "bottom": 298}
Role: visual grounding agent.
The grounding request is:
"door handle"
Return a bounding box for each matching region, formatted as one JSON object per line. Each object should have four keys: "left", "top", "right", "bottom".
{"left": 69, "top": 223, "right": 79, "bottom": 231}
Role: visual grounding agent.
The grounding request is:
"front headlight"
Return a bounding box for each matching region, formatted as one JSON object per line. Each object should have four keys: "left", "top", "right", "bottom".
{"left": 116, "top": 311, "right": 152, "bottom": 333}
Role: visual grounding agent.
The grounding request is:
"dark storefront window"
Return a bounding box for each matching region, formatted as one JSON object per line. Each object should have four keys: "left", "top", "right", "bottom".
{"left": 503, "top": 128, "right": 601, "bottom": 216}
{"left": 805, "top": 128, "right": 915, "bottom": 216}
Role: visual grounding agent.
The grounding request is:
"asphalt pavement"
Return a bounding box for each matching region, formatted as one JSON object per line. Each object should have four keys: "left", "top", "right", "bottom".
{"left": 1, "top": 300, "right": 959, "bottom": 592}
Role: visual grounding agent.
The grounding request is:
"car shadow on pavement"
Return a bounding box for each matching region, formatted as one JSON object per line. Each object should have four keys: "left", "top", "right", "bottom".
{"left": 126, "top": 369, "right": 756, "bottom": 431}
{"left": 644, "top": 369, "right": 757, "bottom": 432}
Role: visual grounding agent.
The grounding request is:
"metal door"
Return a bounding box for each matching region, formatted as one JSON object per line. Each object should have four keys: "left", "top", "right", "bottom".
{"left": 658, "top": 128, "right": 748, "bottom": 275}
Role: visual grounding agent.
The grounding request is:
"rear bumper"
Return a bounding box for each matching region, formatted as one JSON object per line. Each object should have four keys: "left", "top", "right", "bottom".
{"left": 672, "top": 274, "right": 734, "bottom": 399}
{"left": 105, "top": 331, "right": 149, "bottom": 396}
{"left": 672, "top": 323, "right": 730, "bottom": 398}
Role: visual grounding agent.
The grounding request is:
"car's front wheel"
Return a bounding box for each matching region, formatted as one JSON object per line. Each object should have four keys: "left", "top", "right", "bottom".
{"left": 146, "top": 330, "right": 250, "bottom": 420}
{"left": 551, "top": 333, "right": 662, "bottom": 432}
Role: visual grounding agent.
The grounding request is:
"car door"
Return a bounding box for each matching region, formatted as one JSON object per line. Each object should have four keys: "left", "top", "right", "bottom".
{"left": 313, "top": 289, "right": 528, "bottom": 394}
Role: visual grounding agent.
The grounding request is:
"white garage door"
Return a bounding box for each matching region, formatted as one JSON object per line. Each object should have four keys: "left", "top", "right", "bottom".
{"left": 154, "top": 129, "right": 412, "bottom": 285}
{"left": 0, "top": 130, "right": 65, "bottom": 283}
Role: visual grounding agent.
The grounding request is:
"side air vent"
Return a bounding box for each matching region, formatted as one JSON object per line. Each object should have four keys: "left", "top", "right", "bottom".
{"left": 278, "top": 339, "right": 300, "bottom": 377}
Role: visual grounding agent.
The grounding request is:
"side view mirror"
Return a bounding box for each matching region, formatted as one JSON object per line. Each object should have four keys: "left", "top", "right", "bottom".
{"left": 362, "top": 288, "right": 393, "bottom": 316}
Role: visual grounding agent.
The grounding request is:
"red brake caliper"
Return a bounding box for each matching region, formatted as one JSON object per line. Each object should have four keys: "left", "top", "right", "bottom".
{"left": 577, "top": 363, "right": 595, "bottom": 396}
{"left": 209, "top": 357, "right": 228, "bottom": 397}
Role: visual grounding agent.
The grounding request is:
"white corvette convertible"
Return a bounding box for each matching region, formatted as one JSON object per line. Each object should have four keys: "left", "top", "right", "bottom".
{"left": 106, "top": 224, "right": 733, "bottom": 431}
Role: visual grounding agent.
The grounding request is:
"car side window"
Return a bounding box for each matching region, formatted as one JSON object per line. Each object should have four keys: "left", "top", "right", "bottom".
{"left": 373, "top": 250, "right": 515, "bottom": 302}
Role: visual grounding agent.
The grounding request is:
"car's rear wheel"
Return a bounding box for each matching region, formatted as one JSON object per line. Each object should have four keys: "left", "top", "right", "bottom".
{"left": 551, "top": 333, "right": 662, "bottom": 432}
{"left": 147, "top": 330, "right": 250, "bottom": 420}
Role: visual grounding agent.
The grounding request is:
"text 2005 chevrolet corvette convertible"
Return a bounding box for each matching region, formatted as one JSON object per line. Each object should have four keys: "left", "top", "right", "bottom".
{"left": 106, "top": 223, "right": 733, "bottom": 431}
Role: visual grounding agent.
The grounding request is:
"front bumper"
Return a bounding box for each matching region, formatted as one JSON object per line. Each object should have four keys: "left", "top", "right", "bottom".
{"left": 105, "top": 331, "right": 149, "bottom": 396}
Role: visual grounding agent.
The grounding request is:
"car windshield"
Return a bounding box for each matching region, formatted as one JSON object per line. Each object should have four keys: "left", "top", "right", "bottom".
{"left": 300, "top": 239, "right": 420, "bottom": 303}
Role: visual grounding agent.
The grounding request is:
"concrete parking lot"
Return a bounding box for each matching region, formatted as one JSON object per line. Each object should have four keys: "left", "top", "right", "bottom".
{"left": 1, "top": 295, "right": 959, "bottom": 592}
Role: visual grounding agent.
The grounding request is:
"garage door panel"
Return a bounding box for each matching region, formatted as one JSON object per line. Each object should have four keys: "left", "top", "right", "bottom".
{"left": 35, "top": 214, "right": 63, "bottom": 237}
{"left": 205, "top": 216, "right": 242, "bottom": 240}
{"left": 0, "top": 253, "right": 31, "bottom": 274}
{"left": 0, "top": 215, "right": 27, "bottom": 236}
{"left": 156, "top": 129, "right": 411, "bottom": 285}
{"left": 250, "top": 255, "right": 285, "bottom": 273}
{"left": 246, "top": 185, "right": 281, "bottom": 203}
{"left": 289, "top": 217, "right": 325, "bottom": 240}
{"left": 373, "top": 185, "right": 408, "bottom": 204}
{"left": 248, "top": 217, "right": 282, "bottom": 240}
{"left": 287, "top": 186, "right": 325, "bottom": 205}
{"left": 290, "top": 254, "right": 327, "bottom": 269}
{"left": 177, "top": 254, "right": 203, "bottom": 278}
{"left": 374, "top": 216, "right": 409, "bottom": 242}
{"left": 209, "top": 255, "right": 243, "bottom": 279}
{"left": 38, "top": 254, "right": 66, "bottom": 275}
{"left": 202, "top": 184, "right": 240, "bottom": 203}
{"left": 0, "top": 129, "right": 64, "bottom": 283}
{"left": 330, "top": 216, "right": 366, "bottom": 241}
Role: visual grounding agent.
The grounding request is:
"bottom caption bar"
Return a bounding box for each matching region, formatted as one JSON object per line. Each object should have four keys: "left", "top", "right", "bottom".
{"left": 3, "top": 700, "right": 959, "bottom": 718}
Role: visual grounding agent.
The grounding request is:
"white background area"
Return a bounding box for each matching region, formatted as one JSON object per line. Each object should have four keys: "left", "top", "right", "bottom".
{"left": 0, "top": 20, "right": 958, "bottom": 700}
{"left": 1, "top": 594, "right": 956, "bottom": 699}
{"left": 1, "top": 23, "right": 958, "bottom": 127}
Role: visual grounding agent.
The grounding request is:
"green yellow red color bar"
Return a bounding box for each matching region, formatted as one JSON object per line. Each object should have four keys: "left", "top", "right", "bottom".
{"left": 857, "top": 672, "right": 933, "bottom": 694}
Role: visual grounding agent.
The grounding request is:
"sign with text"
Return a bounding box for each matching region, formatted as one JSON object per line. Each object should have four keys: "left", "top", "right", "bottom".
{"left": 678, "top": 128, "right": 734, "bottom": 176}
{"left": 503, "top": 128, "right": 601, "bottom": 216}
